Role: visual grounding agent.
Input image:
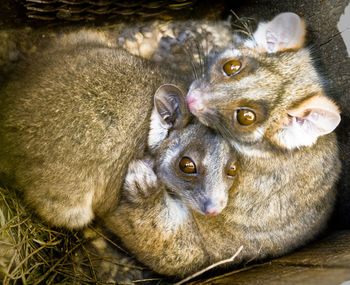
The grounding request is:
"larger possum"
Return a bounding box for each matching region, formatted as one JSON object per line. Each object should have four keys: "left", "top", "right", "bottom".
{"left": 108, "top": 12, "right": 341, "bottom": 277}
{"left": 0, "top": 30, "right": 192, "bottom": 229}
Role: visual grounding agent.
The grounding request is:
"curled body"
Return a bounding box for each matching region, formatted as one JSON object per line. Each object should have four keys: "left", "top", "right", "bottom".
{"left": 0, "top": 30, "right": 187, "bottom": 229}
{"left": 108, "top": 13, "right": 341, "bottom": 277}
{"left": 107, "top": 85, "right": 239, "bottom": 276}
{"left": 109, "top": 123, "right": 339, "bottom": 277}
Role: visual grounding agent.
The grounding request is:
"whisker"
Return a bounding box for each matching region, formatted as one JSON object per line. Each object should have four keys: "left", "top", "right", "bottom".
{"left": 196, "top": 38, "right": 207, "bottom": 78}
{"left": 209, "top": 75, "right": 221, "bottom": 86}
{"left": 187, "top": 36, "right": 206, "bottom": 81}
{"left": 183, "top": 44, "right": 199, "bottom": 81}
{"left": 203, "top": 32, "right": 210, "bottom": 76}
{"left": 193, "top": 39, "right": 203, "bottom": 76}
{"left": 201, "top": 110, "right": 235, "bottom": 141}
{"left": 230, "top": 10, "right": 256, "bottom": 40}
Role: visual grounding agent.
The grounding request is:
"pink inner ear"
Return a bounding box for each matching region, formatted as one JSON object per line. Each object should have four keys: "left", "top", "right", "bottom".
{"left": 262, "top": 12, "right": 306, "bottom": 53}
{"left": 266, "top": 32, "right": 279, "bottom": 53}
{"left": 287, "top": 95, "right": 341, "bottom": 135}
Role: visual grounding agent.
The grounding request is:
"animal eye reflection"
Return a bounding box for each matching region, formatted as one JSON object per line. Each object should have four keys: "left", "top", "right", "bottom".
{"left": 236, "top": 109, "right": 256, "bottom": 126}
{"left": 223, "top": 60, "right": 242, "bottom": 76}
{"left": 227, "top": 161, "right": 238, "bottom": 177}
{"left": 179, "top": 157, "right": 197, "bottom": 174}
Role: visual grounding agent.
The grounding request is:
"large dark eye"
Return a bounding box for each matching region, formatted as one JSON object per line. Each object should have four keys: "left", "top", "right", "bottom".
{"left": 227, "top": 161, "right": 238, "bottom": 177}
{"left": 223, "top": 60, "right": 242, "bottom": 76}
{"left": 179, "top": 157, "right": 197, "bottom": 174}
{"left": 236, "top": 109, "right": 256, "bottom": 126}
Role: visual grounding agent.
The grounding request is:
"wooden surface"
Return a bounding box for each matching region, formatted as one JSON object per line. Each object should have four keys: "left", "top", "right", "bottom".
{"left": 189, "top": 231, "right": 350, "bottom": 285}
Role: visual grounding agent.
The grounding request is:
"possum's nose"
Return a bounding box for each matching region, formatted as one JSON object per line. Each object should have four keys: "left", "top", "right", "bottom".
{"left": 187, "top": 89, "right": 204, "bottom": 114}
{"left": 203, "top": 200, "right": 221, "bottom": 216}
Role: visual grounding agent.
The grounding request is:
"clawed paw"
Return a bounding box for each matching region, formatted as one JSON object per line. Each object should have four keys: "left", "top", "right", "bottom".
{"left": 123, "top": 159, "right": 158, "bottom": 203}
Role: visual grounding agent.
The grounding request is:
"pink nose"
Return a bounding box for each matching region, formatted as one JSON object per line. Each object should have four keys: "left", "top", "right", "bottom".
{"left": 186, "top": 96, "right": 196, "bottom": 112}
{"left": 187, "top": 89, "right": 204, "bottom": 113}
{"left": 205, "top": 209, "right": 219, "bottom": 216}
{"left": 203, "top": 201, "right": 221, "bottom": 216}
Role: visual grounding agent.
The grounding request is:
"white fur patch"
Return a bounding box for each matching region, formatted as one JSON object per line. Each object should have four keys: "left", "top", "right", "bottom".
{"left": 252, "top": 126, "right": 265, "bottom": 141}
{"left": 252, "top": 22, "right": 269, "bottom": 50}
{"left": 244, "top": 39, "right": 257, "bottom": 49}
{"left": 275, "top": 117, "right": 318, "bottom": 150}
{"left": 63, "top": 191, "right": 94, "bottom": 228}
{"left": 148, "top": 109, "right": 169, "bottom": 151}
{"left": 159, "top": 193, "right": 189, "bottom": 235}
{"left": 217, "top": 49, "right": 242, "bottom": 61}
{"left": 229, "top": 126, "right": 270, "bottom": 158}
{"left": 231, "top": 140, "right": 271, "bottom": 158}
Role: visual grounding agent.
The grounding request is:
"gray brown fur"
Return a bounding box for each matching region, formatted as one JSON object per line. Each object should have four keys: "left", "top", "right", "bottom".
{"left": 107, "top": 90, "right": 239, "bottom": 276}
{"left": 0, "top": 30, "right": 186, "bottom": 229}
{"left": 108, "top": 122, "right": 339, "bottom": 278}
{"left": 107, "top": 13, "right": 341, "bottom": 277}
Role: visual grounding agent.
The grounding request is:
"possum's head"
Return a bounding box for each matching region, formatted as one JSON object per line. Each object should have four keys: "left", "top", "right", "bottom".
{"left": 148, "top": 84, "right": 238, "bottom": 216}
{"left": 186, "top": 12, "right": 340, "bottom": 157}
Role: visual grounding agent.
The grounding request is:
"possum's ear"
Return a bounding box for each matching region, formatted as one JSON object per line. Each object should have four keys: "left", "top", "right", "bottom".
{"left": 253, "top": 12, "right": 306, "bottom": 53}
{"left": 154, "top": 84, "right": 190, "bottom": 130}
{"left": 148, "top": 84, "right": 190, "bottom": 151}
{"left": 274, "top": 94, "right": 341, "bottom": 149}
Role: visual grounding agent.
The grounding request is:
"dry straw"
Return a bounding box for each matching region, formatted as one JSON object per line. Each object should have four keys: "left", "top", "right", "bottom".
{"left": 0, "top": 186, "right": 105, "bottom": 284}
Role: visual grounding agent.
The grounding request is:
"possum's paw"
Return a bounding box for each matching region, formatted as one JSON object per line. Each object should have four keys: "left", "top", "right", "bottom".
{"left": 123, "top": 158, "right": 159, "bottom": 203}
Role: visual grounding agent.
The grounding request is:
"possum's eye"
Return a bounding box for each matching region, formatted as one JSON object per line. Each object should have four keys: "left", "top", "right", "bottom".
{"left": 236, "top": 109, "right": 256, "bottom": 126}
{"left": 223, "top": 60, "right": 242, "bottom": 76}
{"left": 179, "top": 157, "right": 197, "bottom": 174}
{"left": 227, "top": 161, "right": 238, "bottom": 177}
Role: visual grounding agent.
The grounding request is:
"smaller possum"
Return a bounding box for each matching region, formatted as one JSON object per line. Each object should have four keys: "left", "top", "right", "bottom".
{"left": 123, "top": 84, "right": 238, "bottom": 216}
{"left": 107, "top": 84, "right": 239, "bottom": 276}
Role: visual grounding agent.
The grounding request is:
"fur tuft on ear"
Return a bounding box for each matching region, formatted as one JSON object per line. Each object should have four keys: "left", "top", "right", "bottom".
{"left": 275, "top": 95, "right": 341, "bottom": 149}
{"left": 148, "top": 84, "right": 190, "bottom": 151}
{"left": 253, "top": 12, "right": 306, "bottom": 53}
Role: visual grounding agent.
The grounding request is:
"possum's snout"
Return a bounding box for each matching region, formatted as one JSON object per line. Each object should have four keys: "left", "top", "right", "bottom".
{"left": 187, "top": 88, "right": 205, "bottom": 114}
{"left": 201, "top": 198, "right": 226, "bottom": 216}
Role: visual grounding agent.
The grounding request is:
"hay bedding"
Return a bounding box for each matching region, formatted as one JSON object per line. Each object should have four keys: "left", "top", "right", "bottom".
{"left": 0, "top": 186, "right": 157, "bottom": 284}
{"left": 0, "top": 186, "right": 83, "bottom": 284}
